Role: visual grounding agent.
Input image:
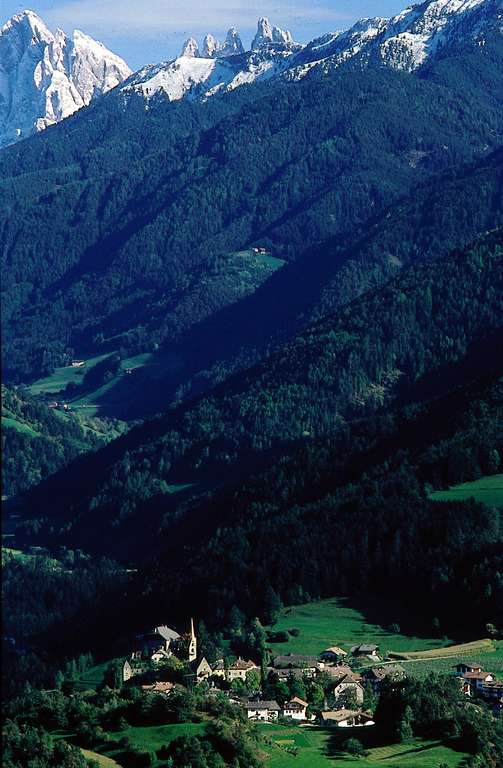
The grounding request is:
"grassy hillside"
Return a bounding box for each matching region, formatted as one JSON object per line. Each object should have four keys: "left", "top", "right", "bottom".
{"left": 430, "top": 474, "right": 503, "bottom": 508}
{"left": 1, "top": 385, "right": 120, "bottom": 497}
{"left": 267, "top": 598, "right": 454, "bottom": 656}
{"left": 258, "top": 725, "right": 468, "bottom": 768}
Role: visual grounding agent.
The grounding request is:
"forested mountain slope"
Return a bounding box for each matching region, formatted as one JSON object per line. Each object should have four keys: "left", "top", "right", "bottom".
{"left": 2, "top": 37, "right": 503, "bottom": 389}
{"left": 15, "top": 231, "right": 503, "bottom": 561}
{"left": 0, "top": 387, "right": 118, "bottom": 497}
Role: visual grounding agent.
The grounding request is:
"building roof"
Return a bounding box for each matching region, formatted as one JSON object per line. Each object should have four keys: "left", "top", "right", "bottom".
{"left": 230, "top": 658, "right": 258, "bottom": 670}
{"left": 141, "top": 681, "right": 175, "bottom": 693}
{"left": 273, "top": 653, "right": 320, "bottom": 668}
{"left": 326, "top": 665, "right": 361, "bottom": 682}
{"left": 351, "top": 644, "right": 379, "bottom": 654}
{"left": 322, "top": 647, "right": 347, "bottom": 656}
{"left": 246, "top": 700, "right": 281, "bottom": 711}
{"left": 290, "top": 696, "right": 309, "bottom": 708}
{"left": 463, "top": 671, "right": 494, "bottom": 680}
{"left": 271, "top": 668, "right": 306, "bottom": 680}
{"left": 152, "top": 626, "right": 181, "bottom": 641}
{"left": 321, "top": 709, "right": 363, "bottom": 723}
{"left": 366, "top": 665, "right": 406, "bottom": 681}
{"left": 454, "top": 662, "right": 482, "bottom": 670}
{"left": 334, "top": 675, "right": 364, "bottom": 689}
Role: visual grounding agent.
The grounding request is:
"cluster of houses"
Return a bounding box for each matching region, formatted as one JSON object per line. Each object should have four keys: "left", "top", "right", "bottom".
{"left": 252, "top": 246, "right": 268, "bottom": 255}
{"left": 454, "top": 661, "right": 503, "bottom": 714}
{"left": 123, "top": 628, "right": 401, "bottom": 728}
{"left": 122, "top": 622, "right": 502, "bottom": 726}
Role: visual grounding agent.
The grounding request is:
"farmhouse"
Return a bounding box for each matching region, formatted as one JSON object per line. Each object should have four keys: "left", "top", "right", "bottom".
{"left": 332, "top": 676, "right": 365, "bottom": 705}
{"left": 454, "top": 662, "right": 483, "bottom": 676}
{"left": 351, "top": 644, "right": 380, "bottom": 660}
{"left": 461, "top": 671, "right": 495, "bottom": 691}
{"left": 212, "top": 658, "right": 259, "bottom": 682}
{"left": 141, "top": 681, "right": 175, "bottom": 696}
{"left": 320, "top": 646, "right": 347, "bottom": 662}
{"left": 273, "top": 653, "right": 323, "bottom": 676}
{"left": 364, "top": 664, "right": 406, "bottom": 692}
{"left": 323, "top": 664, "right": 361, "bottom": 681}
{"left": 269, "top": 667, "right": 306, "bottom": 682}
{"left": 320, "top": 710, "right": 375, "bottom": 728}
{"left": 282, "top": 697, "right": 309, "bottom": 720}
{"left": 122, "top": 658, "right": 149, "bottom": 683}
{"left": 246, "top": 700, "right": 281, "bottom": 721}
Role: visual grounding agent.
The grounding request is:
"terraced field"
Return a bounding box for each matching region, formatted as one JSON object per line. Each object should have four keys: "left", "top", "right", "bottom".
{"left": 258, "top": 724, "right": 467, "bottom": 768}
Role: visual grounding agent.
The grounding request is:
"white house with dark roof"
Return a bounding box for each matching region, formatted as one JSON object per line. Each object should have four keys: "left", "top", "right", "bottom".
{"left": 332, "top": 675, "right": 365, "bottom": 704}
{"left": 350, "top": 644, "right": 380, "bottom": 660}
{"left": 246, "top": 700, "right": 281, "bottom": 721}
{"left": 282, "top": 697, "right": 309, "bottom": 720}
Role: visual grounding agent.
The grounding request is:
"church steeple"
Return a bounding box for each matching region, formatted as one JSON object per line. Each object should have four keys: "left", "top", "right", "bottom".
{"left": 188, "top": 618, "right": 197, "bottom": 662}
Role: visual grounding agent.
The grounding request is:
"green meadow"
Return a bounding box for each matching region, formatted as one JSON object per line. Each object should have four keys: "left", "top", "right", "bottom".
{"left": 258, "top": 724, "right": 467, "bottom": 768}
{"left": 267, "top": 597, "right": 454, "bottom": 657}
{"left": 430, "top": 474, "right": 503, "bottom": 508}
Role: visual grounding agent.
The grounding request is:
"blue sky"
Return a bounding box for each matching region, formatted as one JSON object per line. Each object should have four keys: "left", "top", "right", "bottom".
{"left": 2, "top": 1, "right": 406, "bottom": 69}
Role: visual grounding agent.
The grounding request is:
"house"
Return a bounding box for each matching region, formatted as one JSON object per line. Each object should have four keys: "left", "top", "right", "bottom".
{"left": 141, "top": 681, "right": 175, "bottom": 696}
{"left": 323, "top": 664, "right": 361, "bottom": 681}
{"left": 320, "top": 710, "right": 375, "bottom": 728}
{"left": 193, "top": 657, "right": 213, "bottom": 682}
{"left": 269, "top": 667, "right": 306, "bottom": 682}
{"left": 320, "top": 647, "right": 347, "bottom": 662}
{"left": 364, "top": 665, "right": 406, "bottom": 693}
{"left": 71, "top": 360, "right": 85, "bottom": 368}
{"left": 246, "top": 700, "right": 281, "bottom": 721}
{"left": 454, "top": 662, "right": 483, "bottom": 676}
{"left": 332, "top": 676, "right": 365, "bottom": 705}
{"left": 212, "top": 658, "right": 259, "bottom": 682}
{"left": 351, "top": 644, "right": 380, "bottom": 660}
{"left": 282, "top": 697, "right": 309, "bottom": 721}
{"left": 462, "top": 671, "right": 495, "bottom": 692}
{"left": 273, "top": 653, "right": 323, "bottom": 677}
{"left": 140, "top": 625, "right": 181, "bottom": 653}
{"left": 481, "top": 680, "right": 503, "bottom": 701}
{"left": 122, "top": 658, "right": 149, "bottom": 683}
{"left": 151, "top": 648, "right": 172, "bottom": 664}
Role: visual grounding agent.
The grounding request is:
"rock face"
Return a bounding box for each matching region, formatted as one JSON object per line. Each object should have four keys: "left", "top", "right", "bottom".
{"left": 181, "top": 37, "right": 200, "bottom": 58}
{"left": 252, "top": 17, "right": 294, "bottom": 49}
{"left": 0, "top": 10, "right": 131, "bottom": 148}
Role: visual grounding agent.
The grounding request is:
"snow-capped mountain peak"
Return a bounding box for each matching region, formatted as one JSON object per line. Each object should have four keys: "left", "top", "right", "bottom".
{"left": 181, "top": 37, "right": 200, "bottom": 58}
{"left": 0, "top": 9, "right": 131, "bottom": 148}
{"left": 252, "top": 17, "right": 294, "bottom": 49}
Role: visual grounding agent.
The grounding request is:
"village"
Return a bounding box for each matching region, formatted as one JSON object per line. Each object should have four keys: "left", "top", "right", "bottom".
{"left": 119, "top": 619, "right": 503, "bottom": 729}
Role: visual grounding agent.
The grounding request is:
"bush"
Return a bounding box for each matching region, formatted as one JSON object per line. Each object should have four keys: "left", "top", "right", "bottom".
{"left": 288, "top": 628, "right": 300, "bottom": 637}
{"left": 267, "top": 631, "right": 290, "bottom": 643}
